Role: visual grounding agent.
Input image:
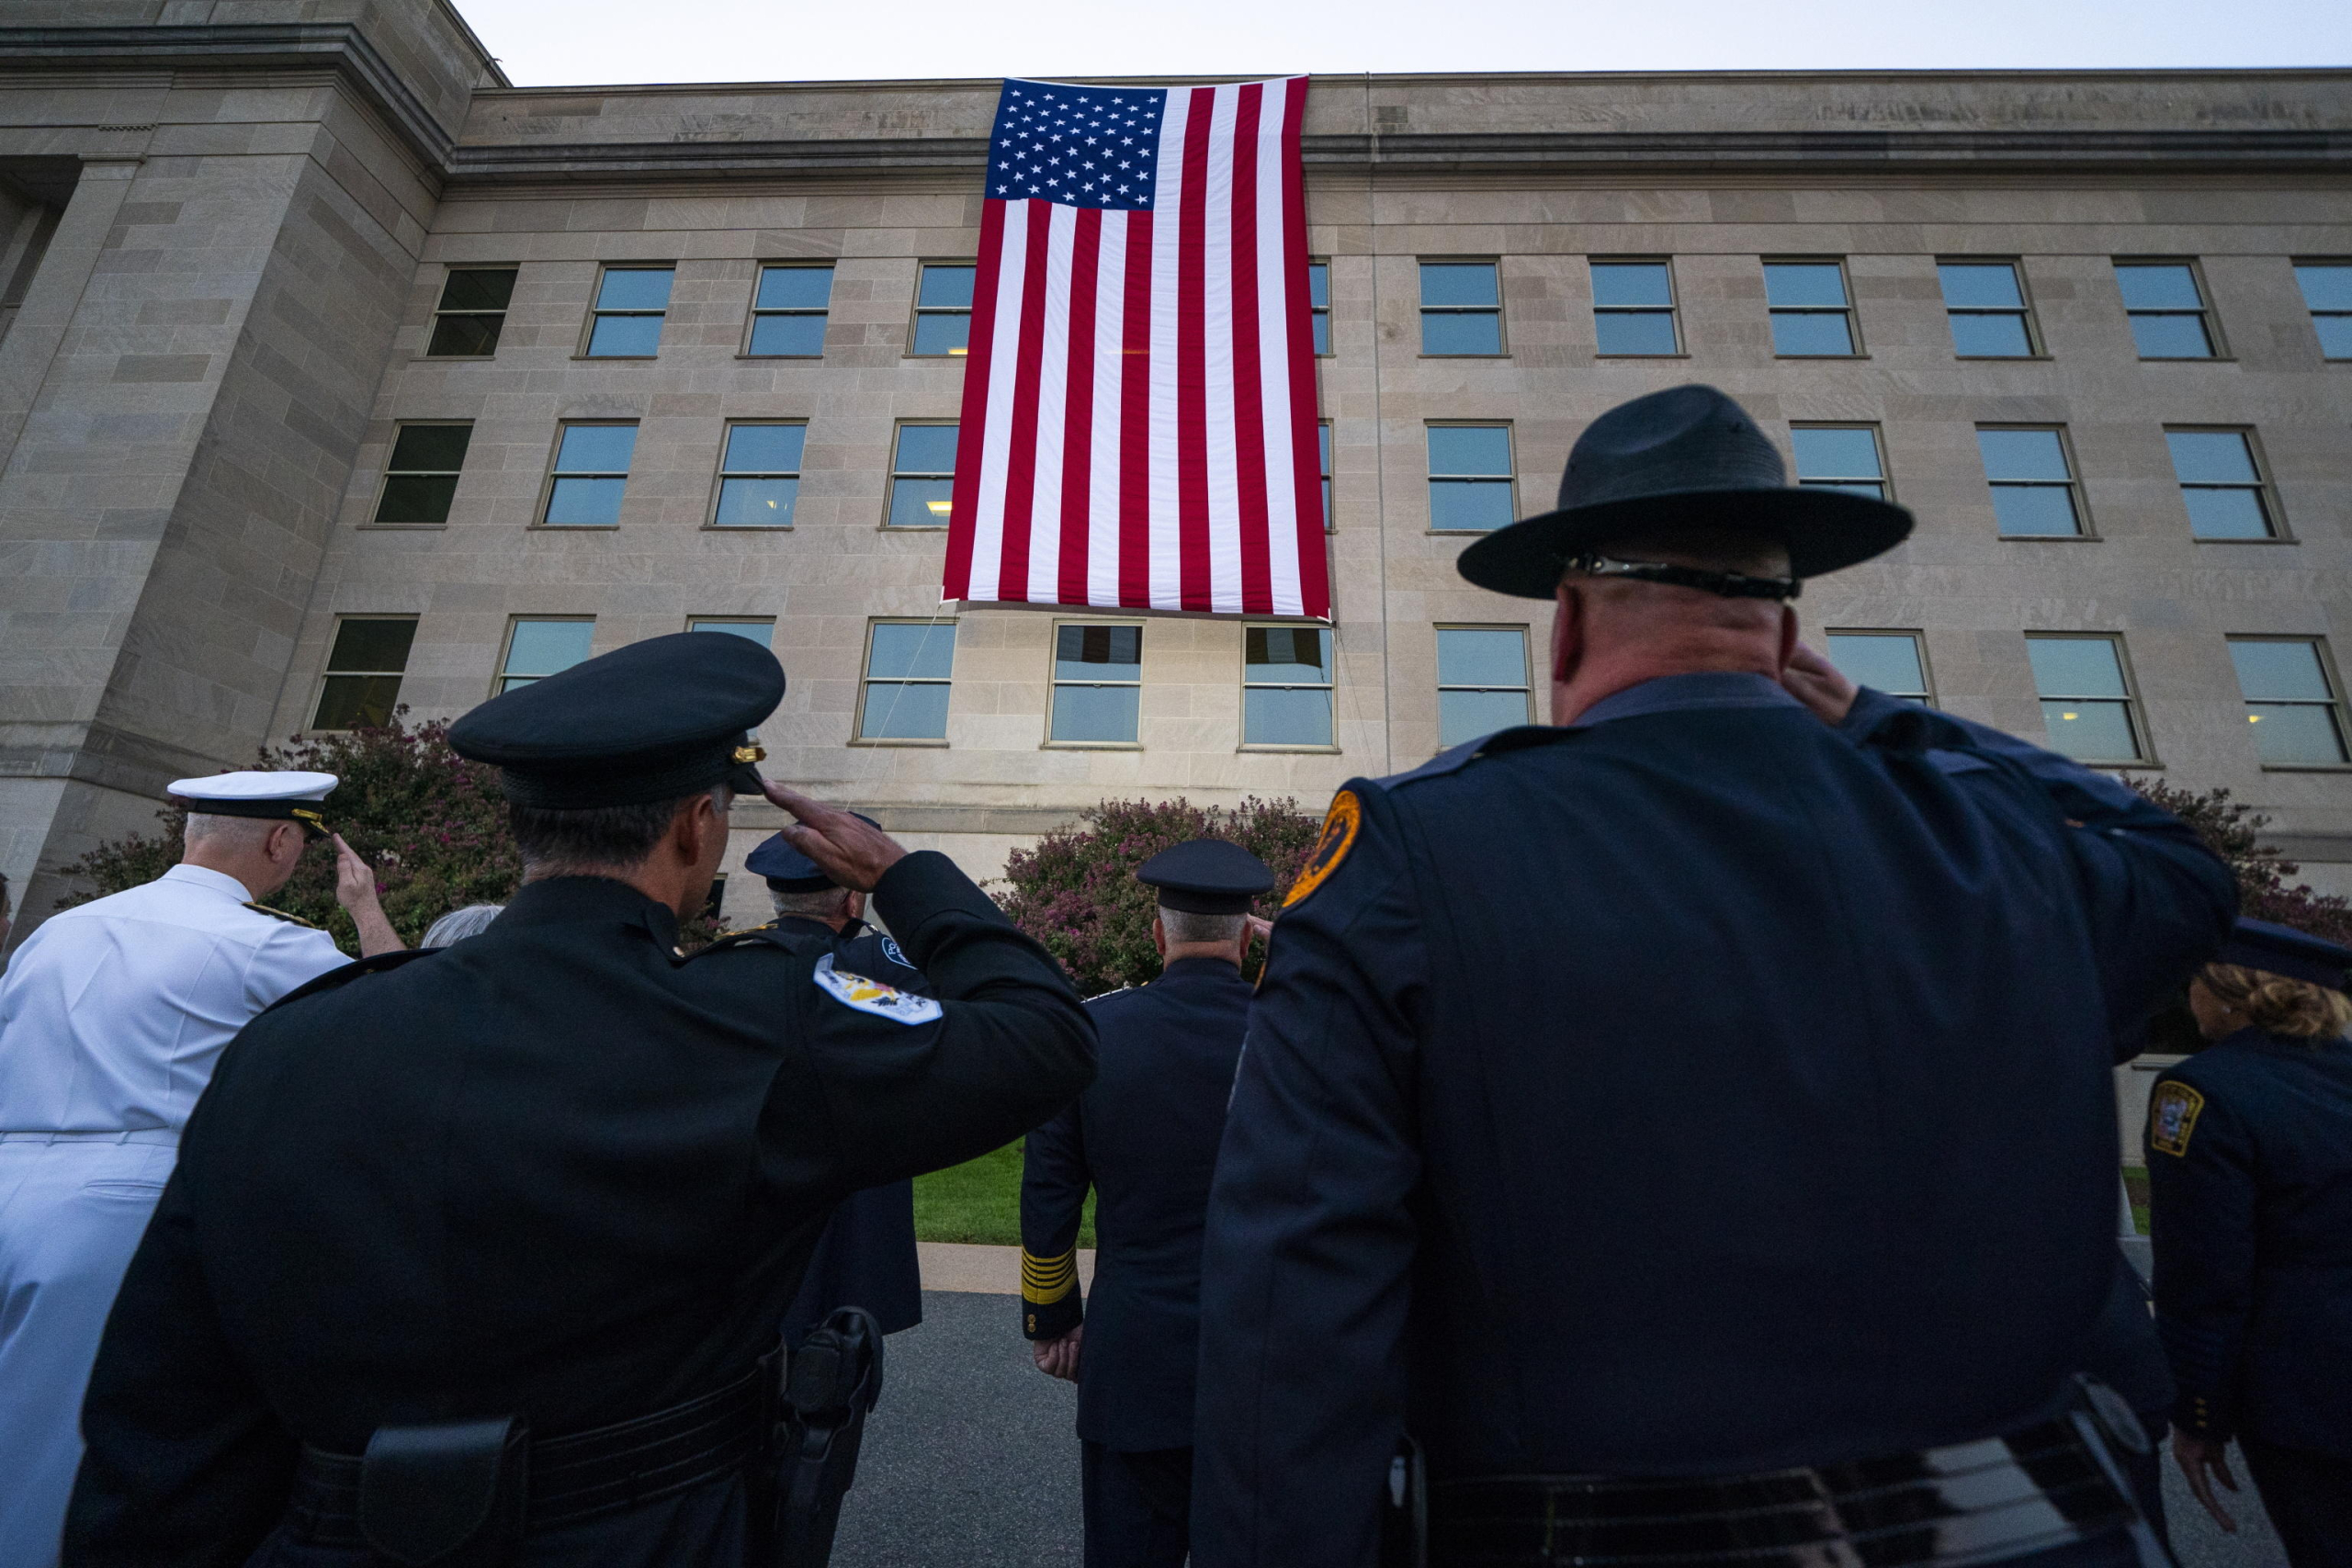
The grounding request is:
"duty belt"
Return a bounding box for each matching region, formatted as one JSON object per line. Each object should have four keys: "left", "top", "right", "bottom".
{"left": 1427, "top": 1418, "right": 2139, "bottom": 1567}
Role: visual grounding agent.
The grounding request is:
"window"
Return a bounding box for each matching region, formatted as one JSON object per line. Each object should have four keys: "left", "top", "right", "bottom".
{"left": 686, "top": 618, "right": 774, "bottom": 646}
{"left": 1790, "top": 425, "right": 1890, "bottom": 501}
{"left": 888, "top": 423, "right": 958, "bottom": 527}
{"left": 2230, "top": 638, "right": 2348, "bottom": 766}
{"left": 2026, "top": 636, "right": 2145, "bottom": 762}
{"left": 372, "top": 423, "right": 472, "bottom": 525}
{"left": 1976, "top": 427, "right": 2084, "bottom": 537}
{"left": 2165, "top": 429, "right": 2278, "bottom": 540}
{"left": 1590, "top": 259, "right": 1679, "bottom": 355}
{"left": 1427, "top": 424, "right": 1513, "bottom": 532}
{"left": 1308, "top": 261, "right": 1330, "bottom": 355}
{"left": 859, "top": 621, "right": 957, "bottom": 741}
{"left": 1419, "top": 262, "right": 1501, "bottom": 355}
{"left": 498, "top": 618, "right": 594, "bottom": 694}
{"left": 426, "top": 267, "right": 517, "bottom": 357}
{"left": 542, "top": 423, "right": 637, "bottom": 527}
{"left": 311, "top": 617, "right": 416, "bottom": 730}
{"left": 911, "top": 264, "right": 975, "bottom": 355}
{"left": 2292, "top": 261, "right": 2351, "bottom": 359}
{"left": 1938, "top": 260, "right": 2038, "bottom": 357}
{"left": 1436, "top": 627, "right": 1532, "bottom": 747}
{"left": 1318, "top": 421, "right": 1333, "bottom": 531}
{"left": 1826, "top": 631, "right": 1932, "bottom": 705}
{"left": 584, "top": 265, "right": 673, "bottom": 357}
{"left": 1243, "top": 626, "right": 1333, "bottom": 747}
{"left": 1050, "top": 624, "right": 1142, "bottom": 743}
{"left": 1763, "top": 260, "right": 1858, "bottom": 356}
{"left": 2115, "top": 261, "right": 2217, "bottom": 359}
{"left": 747, "top": 265, "right": 833, "bottom": 356}
{"left": 713, "top": 423, "right": 805, "bottom": 528}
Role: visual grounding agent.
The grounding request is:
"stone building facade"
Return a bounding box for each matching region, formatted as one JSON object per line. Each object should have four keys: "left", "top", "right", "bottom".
{"left": 3, "top": 4, "right": 2349, "bottom": 946}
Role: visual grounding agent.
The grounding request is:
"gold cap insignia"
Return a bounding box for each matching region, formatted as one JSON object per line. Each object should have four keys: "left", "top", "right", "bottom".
{"left": 733, "top": 744, "right": 766, "bottom": 764}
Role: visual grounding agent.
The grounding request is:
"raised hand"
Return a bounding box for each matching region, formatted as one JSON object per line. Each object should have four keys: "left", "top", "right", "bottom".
{"left": 763, "top": 784, "right": 909, "bottom": 892}
{"left": 1781, "top": 641, "right": 1859, "bottom": 727}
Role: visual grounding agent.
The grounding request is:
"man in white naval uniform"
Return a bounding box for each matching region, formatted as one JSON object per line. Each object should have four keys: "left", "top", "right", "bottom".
{"left": 0, "top": 771, "right": 403, "bottom": 1563}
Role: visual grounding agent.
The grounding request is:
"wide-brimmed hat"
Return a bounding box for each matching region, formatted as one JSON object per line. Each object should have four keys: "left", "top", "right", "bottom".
{"left": 1457, "top": 385, "right": 1914, "bottom": 600}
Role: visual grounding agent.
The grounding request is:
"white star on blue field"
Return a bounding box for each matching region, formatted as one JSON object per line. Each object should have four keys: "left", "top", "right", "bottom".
{"left": 989, "top": 81, "right": 1165, "bottom": 210}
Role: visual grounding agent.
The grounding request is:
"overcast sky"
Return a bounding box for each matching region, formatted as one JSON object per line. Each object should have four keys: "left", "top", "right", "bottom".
{"left": 455, "top": 0, "right": 2350, "bottom": 86}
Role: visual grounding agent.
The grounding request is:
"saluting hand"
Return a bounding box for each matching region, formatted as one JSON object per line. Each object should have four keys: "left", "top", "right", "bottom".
{"left": 763, "top": 783, "right": 910, "bottom": 892}
{"left": 1781, "top": 641, "right": 1860, "bottom": 727}
{"left": 332, "top": 835, "right": 406, "bottom": 957}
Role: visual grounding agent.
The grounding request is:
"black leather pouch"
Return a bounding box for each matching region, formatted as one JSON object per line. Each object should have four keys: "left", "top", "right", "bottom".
{"left": 357, "top": 1415, "right": 530, "bottom": 1567}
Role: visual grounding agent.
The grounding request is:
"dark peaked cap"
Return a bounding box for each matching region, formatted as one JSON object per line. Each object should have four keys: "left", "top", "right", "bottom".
{"left": 745, "top": 815, "right": 882, "bottom": 892}
{"left": 2216, "top": 917, "right": 2352, "bottom": 992}
{"left": 448, "top": 631, "right": 784, "bottom": 807}
{"left": 1139, "top": 839, "right": 1276, "bottom": 915}
{"left": 1457, "top": 384, "right": 1913, "bottom": 599}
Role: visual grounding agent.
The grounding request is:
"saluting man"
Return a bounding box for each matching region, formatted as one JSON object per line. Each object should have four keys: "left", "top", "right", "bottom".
{"left": 0, "top": 772, "right": 401, "bottom": 1564}
{"left": 1023, "top": 839, "right": 1275, "bottom": 1568}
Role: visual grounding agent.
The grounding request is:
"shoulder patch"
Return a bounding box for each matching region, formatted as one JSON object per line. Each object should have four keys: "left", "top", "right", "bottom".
{"left": 1284, "top": 789, "right": 1363, "bottom": 908}
{"left": 813, "top": 953, "right": 943, "bottom": 1026}
{"left": 244, "top": 901, "right": 321, "bottom": 929}
{"left": 879, "top": 936, "right": 913, "bottom": 970}
{"left": 2149, "top": 1080, "right": 2207, "bottom": 1157}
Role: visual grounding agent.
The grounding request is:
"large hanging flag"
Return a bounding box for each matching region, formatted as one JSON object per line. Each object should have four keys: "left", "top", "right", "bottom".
{"left": 942, "top": 77, "right": 1328, "bottom": 619}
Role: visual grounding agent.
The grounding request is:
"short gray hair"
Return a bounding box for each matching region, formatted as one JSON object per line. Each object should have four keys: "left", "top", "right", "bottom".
{"left": 769, "top": 885, "right": 854, "bottom": 919}
{"left": 423, "top": 903, "right": 505, "bottom": 946}
{"left": 182, "top": 813, "right": 284, "bottom": 851}
{"left": 1159, "top": 907, "right": 1246, "bottom": 946}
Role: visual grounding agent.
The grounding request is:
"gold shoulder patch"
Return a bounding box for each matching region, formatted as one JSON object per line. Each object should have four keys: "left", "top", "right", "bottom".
{"left": 2149, "top": 1081, "right": 2207, "bottom": 1157}
{"left": 243, "top": 901, "right": 320, "bottom": 930}
{"left": 1283, "top": 789, "right": 1363, "bottom": 908}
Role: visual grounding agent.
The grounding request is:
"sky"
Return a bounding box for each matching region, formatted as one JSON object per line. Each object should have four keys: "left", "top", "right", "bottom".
{"left": 455, "top": 0, "right": 2351, "bottom": 86}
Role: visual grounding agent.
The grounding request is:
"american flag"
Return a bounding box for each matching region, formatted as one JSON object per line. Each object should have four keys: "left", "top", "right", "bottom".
{"left": 942, "top": 77, "right": 1329, "bottom": 619}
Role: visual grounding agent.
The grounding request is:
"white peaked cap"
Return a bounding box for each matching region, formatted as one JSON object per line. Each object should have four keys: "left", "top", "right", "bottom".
{"left": 167, "top": 771, "right": 339, "bottom": 802}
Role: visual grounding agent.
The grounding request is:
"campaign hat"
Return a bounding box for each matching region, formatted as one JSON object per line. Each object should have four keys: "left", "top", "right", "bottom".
{"left": 745, "top": 814, "right": 883, "bottom": 893}
{"left": 1456, "top": 384, "right": 1914, "bottom": 600}
{"left": 168, "top": 771, "right": 338, "bottom": 840}
{"left": 1138, "top": 839, "right": 1275, "bottom": 915}
{"left": 2215, "top": 917, "right": 2352, "bottom": 991}
{"left": 447, "top": 631, "right": 784, "bottom": 808}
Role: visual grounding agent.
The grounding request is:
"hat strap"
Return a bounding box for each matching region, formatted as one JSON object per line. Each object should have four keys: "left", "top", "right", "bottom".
{"left": 1564, "top": 553, "right": 1801, "bottom": 603}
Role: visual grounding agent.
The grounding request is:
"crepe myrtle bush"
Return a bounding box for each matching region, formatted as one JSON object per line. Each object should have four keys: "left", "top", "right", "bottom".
{"left": 998, "top": 796, "right": 1322, "bottom": 995}
{"left": 2120, "top": 775, "right": 2352, "bottom": 945}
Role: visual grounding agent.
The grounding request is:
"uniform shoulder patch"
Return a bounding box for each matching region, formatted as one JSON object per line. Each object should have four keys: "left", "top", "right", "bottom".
{"left": 813, "top": 953, "right": 943, "bottom": 1025}
{"left": 2149, "top": 1080, "right": 2207, "bottom": 1157}
{"left": 1284, "top": 789, "right": 1363, "bottom": 908}
{"left": 879, "top": 936, "right": 913, "bottom": 970}
{"left": 244, "top": 901, "right": 321, "bottom": 929}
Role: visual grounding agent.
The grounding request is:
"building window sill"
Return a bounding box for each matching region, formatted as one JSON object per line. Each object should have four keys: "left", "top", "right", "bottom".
{"left": 735, "top": 353, "right": 824, "bottom": 361}
{"left": 1238, "top": 744, "right": 1342, "bottom": 754}
{"left": 1043, "top": 741, "right": 1142, "bottom": 750}
{"left": 357, "top": 521, "right": 450, "bottom": 531}
{"left": 1996, "top": 534, "right": 2100, "bottom": 543}
{"left": 1953, "top": 354, "right": 2055, "bottom": 363}
{"left": 2258, "top": 762, "right": 2352, "bottom": 773}
{"left": 2191, "top": 535, "right": 2296, "bottom": 546}
{"left": 703, "top": 524, "right": 794, "bottom": 532}
{"left": 849, "top": 737, "right": 950, "bottom": 748}
{"left": 571, "top": 355, "right": 660, "bottom": 363}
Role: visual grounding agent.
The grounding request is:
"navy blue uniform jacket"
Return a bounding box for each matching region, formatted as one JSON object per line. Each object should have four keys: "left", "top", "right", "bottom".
{"left": 1022, "top": 956, "right": 1252, "bottom": 1451}
{"left": 1193, "top": 674, "right": 2235, "bottom": 1568}
{"left": 2146, "top": 1027, "right": 2352, "bottom": 1459}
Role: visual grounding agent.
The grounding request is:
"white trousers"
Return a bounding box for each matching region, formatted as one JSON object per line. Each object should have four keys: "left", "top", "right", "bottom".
{"left": 0, "top": 1140, "right": 175, "bottom": 1568}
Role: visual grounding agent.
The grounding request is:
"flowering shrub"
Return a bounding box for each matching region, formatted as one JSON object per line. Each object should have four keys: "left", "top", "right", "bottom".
{"left": 997, "top": 796, "right": 1322, "bottom": 995}
{"left": 2122, "top": 775, "right": 2352, "bottom": 944}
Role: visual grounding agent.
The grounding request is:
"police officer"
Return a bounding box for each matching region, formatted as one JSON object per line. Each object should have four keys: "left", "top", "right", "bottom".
{"left": 2147, "top": 917, "right": 2352, "bottom": 1566}
{"left": 1193, "top": 385, "right": 2237, "bottom": 1568}
{"left": 736, "top": 821, "right": 926, "bottom": 1347}
{"left": 1023, "top": 839, "right": 1273, "bottom": 1568}
{"left": 63, "top": 632, "right": 1096, "bottom": 1567}
{"left": 0, "top": 772, "right": 399, "bottom": 1564}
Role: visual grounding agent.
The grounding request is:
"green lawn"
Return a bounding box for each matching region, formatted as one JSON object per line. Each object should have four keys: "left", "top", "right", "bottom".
{"left": 2123, "top": 1166, "right": 2150, "bottom": 1236}
{"left": 912, "top": 1139, "right": 1095, "bottom": 1247}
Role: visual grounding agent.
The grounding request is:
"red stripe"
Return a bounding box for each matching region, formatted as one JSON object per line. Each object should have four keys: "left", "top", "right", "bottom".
{"left": 943, "top": 199, "right": 1008, "bottom": 601}
{"left": 1276, "top": 80, "right": 1329, "bottom": 619}
{"left": 1175, "top": 86, "right": 1216, "bottom": 613}
{"left": 1058, "top": 208, "right": 1102, "bottom": 608}
{"left": 1228, "top": 83, "right": 1272, "bottom": 616}
{"left": 998, "top": 201, "right": 1054, "bottom": 604}
{"left": 1117, "top": 210, "right": 1153, "bottom": 609}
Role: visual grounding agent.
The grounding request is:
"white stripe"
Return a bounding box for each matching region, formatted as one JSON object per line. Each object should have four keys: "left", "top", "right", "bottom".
{"left": 1146, "top": 87, "right": 1189, "bottom": 611}
{"left": 1027, "top": 203, "right": 1076, "bottom": 604}
{"left": 1256, "top": 78, "right": 1305, "bottom": 617}
{"left": 1200, "top": 84, "right": 1244, "bottom": 615}
{"left": 1088, "top": 212, "right": 1128, "bottom": 608}
{"left": 970, "top": 203, "right": 1032, "bottom": 603}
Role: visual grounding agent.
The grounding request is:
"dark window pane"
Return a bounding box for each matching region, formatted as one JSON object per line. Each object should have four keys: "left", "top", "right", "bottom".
{"left": 2247, "top": 705, "right": 2346, "bottom": 765}
{"left": 2040, "top": 700, "right": 2139, "bottom": 761}
{"left": 1977, "top": 429, "right": 2071, "bottom": 481}
{"left": 748, "top": 314, "right": 827, "bottom": 355}
{"left": 1594, "top": 311, "right": 1678, "bottom": 355}
{"left": 1950, "top": 313, "right": 2032, "bottom": 357}
{"left": 1770, "top": 312, "right": 1854, "bottom": 355}
{"left": 1245, "top": 626, "right": 1330, "bottom": 682}
{"left": 438, "top": 268, "right": 517, "bottom": 311}
{"left": 2128, "top": 313, "right": 2212, "bottom": 358}
{"left": 1307, "top": 263, "right": 1329, "bottom": 308}
{"left": 862, "top": 682, "right": 952, "bottom": 740}
{"left": 1762, "top": 263, "right": 1847, "bottom": 308}
{"left": 388, "top": 424, "right": 472, "bottom": 472}
{"left": 1937, "top": 263, "right": 2024, "bottom": 310}
{"left": 725, "top": 424, "right": 806, "bottom": 473}
{"left": 374, "top": 473, "right": 459, "bottom": 525}
{"left": 2183, "top": 489, "right": 2271, "bottom": 540}
{"left": 2165, "top": 431, "right": 2258, "bottom": 484}
{"left": 1420, "top": 312, "right": 1500, "bottom": 355}
{"left": 544, "top": 476, "right": 628, "bottom": 525}
{"left": 556, "top": 424, "right": 638, "bottom": 472}
{"left": 1050, "top": 684, "right": 1139, "bottom": 742}
{"left": 1436, "top": 629, "right": 1525, "bottom": 688}
{"left": 1055, "top": 625, "right": 1141, "bottom": 678}
{"left": 1790, "top": 427, "right": 1882, "bottom": 480}
{"left": 919, "top": 266, "right": 976, "bottom": 308}
{"left": 1244, "top": 686, "right": 1331, "bottom": 745}
{"left": 895, "top": 425, "right": 960, "bottom": 474}
{"left": 2230, "top": 641, "right": 2331, "bottom": 701}
{"left": 688, "top": 620, "right": 775, "bottom": 645}
{"left": 1427, "top": 425, "right": 1510, "bottom": 476}
{"left": 2027, "top": 638, "right": 2128, "bottom": 698}
{"left": 715, "top": 477, "right": 798, "bottom": 526}
{"left": 1590, "top": 262, "right": 1672, "bottom": 308}
{"left": 756, "top": 265, "right": 834, "bottom": 310}
{"left": 888, "top": 478, "right": 955, "bottom": 527}
{"left": 1803, "top": 480, "right": 1887, "bottom": 500}
{"left": 1990, "top": 486, "right": 2081, "bottom": 536}
{"left": 1429, "top": 479, "right": 1516, "bottom": 531}
{"left": 1312, "top": 312, "right": 1329, "bottom": 355}
{"left": 1825, "top": 633, "right": 1925, "bottom": 695}
{"left": 912, "top": 313, "right": 971, "bottom": 355}
{"left": 596, "top": 268, "right": 673, "bottom": 310}
{"left": 327, "top": 618, "right": 416, "bottom": 673}
{"left": 425, "top": 314, "right": 503, "bottom": 356}
{"left": 2295, "top": 264, "right": 2352, "bottom": 311}
{"left": 1439, "top": 688, "right": 1530, "bottom": 747}
{"left": 504, "top": 621, "right": 594, "bottom": 677}
{"left": 2314, "top": 316, "right": 2352, "bottom": 358}
{"left": 869, "top": 623, "right": 957, "bottom": 682}
{"left": 586, "top": 314, "right": 663, "bottom": 356}
{"left": 1419, "top": 264, "right": 1498, "bottom": 309}
{"left": 2115, "top": 265, "right": 2201, "bottom": 310}
{"left": 311, "top": 673, "right": 403, "bottom": 730}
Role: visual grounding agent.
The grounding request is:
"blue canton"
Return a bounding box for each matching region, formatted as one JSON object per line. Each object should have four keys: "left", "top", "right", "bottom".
{"left": 989, "top": 80, "right": 1166, "bottom": 212}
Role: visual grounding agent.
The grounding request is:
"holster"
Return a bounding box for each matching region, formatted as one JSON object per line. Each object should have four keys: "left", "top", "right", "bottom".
{"left": 757, "top": 1306, "right": 886, "bottom": 1568}
{"left": 356, "top": 1415, "right": 529, "bottom": 1568}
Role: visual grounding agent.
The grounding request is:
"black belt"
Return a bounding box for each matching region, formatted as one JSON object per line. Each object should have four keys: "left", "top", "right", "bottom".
{"left": 1429, "top": 1418, "right": 2137, "bottom": 1567}
{"left": 288, "top": 1366, "right": 765, "bottom": 1543}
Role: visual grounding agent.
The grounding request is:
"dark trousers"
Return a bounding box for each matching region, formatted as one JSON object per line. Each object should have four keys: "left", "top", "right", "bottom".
{"left": 2240, "top": 1435, "right": 2352, "bottom": 1568}
{"left": 1080, "top": 1441, "right": 1191, "bottom": 1568}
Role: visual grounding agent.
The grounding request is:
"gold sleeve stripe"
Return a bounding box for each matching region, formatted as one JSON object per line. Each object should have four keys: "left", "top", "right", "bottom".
{"left": 1021, "top": 1247, "right": 1079, "bottom": 1304}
